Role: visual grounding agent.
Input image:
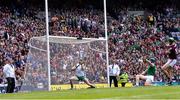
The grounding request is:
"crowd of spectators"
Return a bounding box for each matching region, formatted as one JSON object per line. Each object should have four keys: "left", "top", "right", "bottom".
{"left": 49, "top": 8, "right": 105, "bottom": 38}
{"left": 107, "top": 4, "right": 180, "bottom": 82}
{"left": 0, "top": 5, "right": 46, "bottom": 86}
{"left": 0, "top": 0, "right": 180, "bottom": 90}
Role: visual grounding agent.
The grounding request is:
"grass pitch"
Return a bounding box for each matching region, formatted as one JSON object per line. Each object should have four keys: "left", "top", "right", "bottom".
{"left": 0, "top": 86, "right": 180, "bottom": 99}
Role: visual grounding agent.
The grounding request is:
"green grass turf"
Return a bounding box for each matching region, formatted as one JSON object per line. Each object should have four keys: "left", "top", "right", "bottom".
{"left": 0, "top": 86, "right": 180, "bottom": 99}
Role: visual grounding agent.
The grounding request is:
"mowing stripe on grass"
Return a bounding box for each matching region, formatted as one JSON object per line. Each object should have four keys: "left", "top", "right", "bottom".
{"left": 102, "top": 91, "right": 180, "bottom": 99}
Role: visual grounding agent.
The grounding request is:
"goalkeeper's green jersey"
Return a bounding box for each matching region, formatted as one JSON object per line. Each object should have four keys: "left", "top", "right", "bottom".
{"left": 147, "top": 65, "right": 156, "bottom": 76}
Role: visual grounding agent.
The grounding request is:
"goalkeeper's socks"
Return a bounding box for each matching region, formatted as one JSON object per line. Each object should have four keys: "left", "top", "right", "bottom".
{"left": 90, "top": 85, "right": 96, "bottom": 88}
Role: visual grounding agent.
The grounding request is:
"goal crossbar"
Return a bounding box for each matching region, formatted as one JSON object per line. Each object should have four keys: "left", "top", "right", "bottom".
{"left": 31, "top": 36, "right": 106, "bottom": 44}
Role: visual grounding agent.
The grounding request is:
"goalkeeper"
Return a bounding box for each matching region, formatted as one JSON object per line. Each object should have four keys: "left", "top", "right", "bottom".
{"left": 69, "top": 59, "right": 95, "bottom": 89}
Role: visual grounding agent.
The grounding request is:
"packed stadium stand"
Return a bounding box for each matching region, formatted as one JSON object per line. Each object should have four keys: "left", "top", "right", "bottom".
{"left": 0, "top": 0, "right": 179, "bottom": 92}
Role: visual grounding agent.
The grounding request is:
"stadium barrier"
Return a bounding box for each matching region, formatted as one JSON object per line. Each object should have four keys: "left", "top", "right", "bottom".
{"left": 1, "top": 82, "right": 179, "bottom": 93}
{"left": 153, "top": 82, "right": 180, "bottom": 86}
{"left": 51, "top": 83, "right": 133, "bottom": 91}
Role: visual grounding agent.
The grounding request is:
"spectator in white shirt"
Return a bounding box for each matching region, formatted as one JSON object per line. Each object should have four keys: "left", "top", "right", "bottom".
{"left": 3, "top": 57, "right": 15, "bottom": 93}
{"left": 109, "top": 59, "right": 120, "bottom": 87}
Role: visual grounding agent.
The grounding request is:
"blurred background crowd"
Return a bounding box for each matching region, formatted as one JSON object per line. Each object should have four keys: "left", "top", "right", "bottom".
{"left": 0, "top": 0, "right": 180, "bottom": 88}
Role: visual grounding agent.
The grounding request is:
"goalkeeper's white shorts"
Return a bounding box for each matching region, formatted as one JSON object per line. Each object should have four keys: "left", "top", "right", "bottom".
{"left": 144, "top": 75, "right": 154, "bottom": 83}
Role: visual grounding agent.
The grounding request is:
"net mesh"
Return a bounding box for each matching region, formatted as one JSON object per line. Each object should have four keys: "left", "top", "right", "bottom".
{"left": 22, "top": 36, "right": 107, "bottom": 91}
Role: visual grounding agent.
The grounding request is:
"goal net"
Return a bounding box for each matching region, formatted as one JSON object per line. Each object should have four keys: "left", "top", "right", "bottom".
{"left": 22, "top": 36, "right": 108, "bottom": 91}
